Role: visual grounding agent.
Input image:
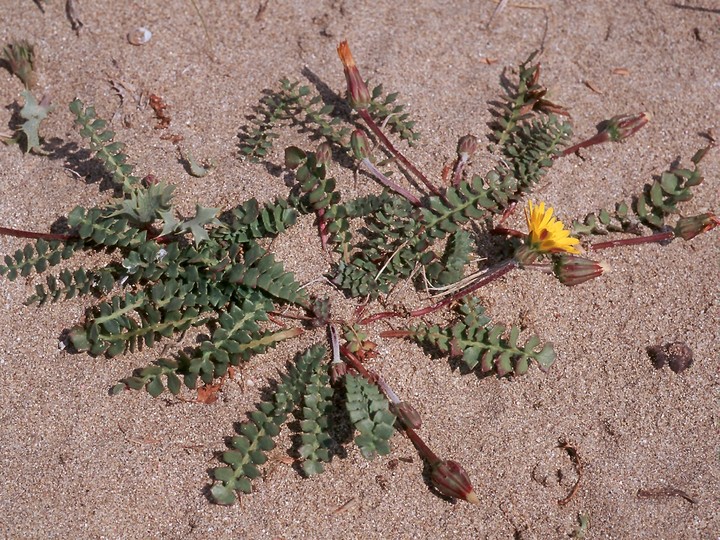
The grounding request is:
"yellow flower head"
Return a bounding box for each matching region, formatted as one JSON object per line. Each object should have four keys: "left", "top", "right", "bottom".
{"left": 525, "top": 200, "right": 580, "bottom": 254}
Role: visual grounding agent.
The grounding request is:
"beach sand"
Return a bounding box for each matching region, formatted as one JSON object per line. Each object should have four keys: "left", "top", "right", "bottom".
{"left": 0, "top": 1, "right": 718, "bottom": 538}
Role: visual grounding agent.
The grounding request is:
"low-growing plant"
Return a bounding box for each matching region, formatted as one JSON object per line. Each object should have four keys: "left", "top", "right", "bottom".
{"left": 1, "top": 41, "right": 717, "bottom": 507}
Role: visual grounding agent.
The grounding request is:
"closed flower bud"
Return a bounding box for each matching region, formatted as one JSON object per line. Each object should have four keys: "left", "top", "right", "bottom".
{"left": 674, "top": 213, "right": 719, "bottom": 241}
{"left": 457, "top": 135, "right": 478, "bottom": 160}
{"left": 430, "top": 459, "right": 480, "bottom": 504}
{"left": 350, "top": 129, "right": 372, "bottom": 161}
{"left": 330, "top": 361, "right": 347, "bottom": 384}
{"left": 553, "top": 255, "right": 609, "bottom": 286}
{"left": 605, "top": 112, "right": 651, "bottom": 142}
{"left": 390, "top": 401, "right": 422, "bottom": 429}
{"left": 315, "top": 142, "right": 332, "bottom": 168}
{"left": 337, "top": 40, "right": 371, "bottom": 110}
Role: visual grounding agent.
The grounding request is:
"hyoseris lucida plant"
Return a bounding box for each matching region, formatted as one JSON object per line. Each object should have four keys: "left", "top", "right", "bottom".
{"left": 1, "top": 39, "right": 717, "bottom": 509}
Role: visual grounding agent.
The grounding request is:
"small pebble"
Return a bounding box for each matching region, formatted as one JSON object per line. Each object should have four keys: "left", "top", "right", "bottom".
{"left": 127, "top": 27, "right": 152, "bottom": 46}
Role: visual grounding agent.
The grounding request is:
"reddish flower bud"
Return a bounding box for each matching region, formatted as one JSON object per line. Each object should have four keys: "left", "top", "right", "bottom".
{"left": 430, "top": 459, "right": 480, "bottom": 504}
{"left": 553, "top": 255, "right": 609, "bottom": 286}
{"left": 350, "top": 129, "right": 372, "bottom": 161}
{"left": 337, "top": 41, "right": 371, "bottom": 110}
{"left": 390, "top": 401, "right": 422, "bottom": 429}
{"left": 605, "top": 112, "right": 651, "bottom": 142}
{"left": 457, "top": 135, "right": 478, "bottom": 160}
{"left": 330, "top": 361, "right": 347, "bottom": 384}
{"left": 674, "top": 213, "right": 720, "bottom": 241}
{"left": 142, "top": 174, "right": 159, "bottom": 186}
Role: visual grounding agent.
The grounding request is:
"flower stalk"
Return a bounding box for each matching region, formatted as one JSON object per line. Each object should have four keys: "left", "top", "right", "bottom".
{"left": 351, "top": 130, "right": 422, "bottom": 206}
{"left": 590, "top": 230, "right": 674, "bottom": 251}
{"left": 561, "top": 112, "right": 651, "bottom": 157}
{"left": 338, "top": 40, "right": 441, "bottom": 197}
{"left": 0, "top": 225, "right": 74, "bottom": 242}
{"left": 410, "top": 259, "right": 518, "bottom": 318}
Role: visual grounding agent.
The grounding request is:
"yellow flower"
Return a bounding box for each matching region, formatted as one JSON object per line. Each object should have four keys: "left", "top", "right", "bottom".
{"left": 525, "top": 200, "right": 580, "bottom": 254}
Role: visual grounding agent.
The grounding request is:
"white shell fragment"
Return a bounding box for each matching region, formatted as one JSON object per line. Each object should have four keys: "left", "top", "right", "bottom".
{"left": 127, "top": 27, "right": 152, "bottom": 46}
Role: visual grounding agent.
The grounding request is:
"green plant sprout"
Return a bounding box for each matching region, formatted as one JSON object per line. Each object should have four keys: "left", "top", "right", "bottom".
{"left": 1, "top": 40, "right": 717, "bottom": 508}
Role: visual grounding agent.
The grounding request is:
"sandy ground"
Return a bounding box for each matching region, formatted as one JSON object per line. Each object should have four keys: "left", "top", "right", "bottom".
{"left": 0, "top": 1, "right": 718, "bottom": 539}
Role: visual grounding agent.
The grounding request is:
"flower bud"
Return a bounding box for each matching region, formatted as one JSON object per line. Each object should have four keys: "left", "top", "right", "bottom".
{"left": 674, "top": 213, "right": 719, "bottom": 241}
{"left": 553, "top": 255, "right": 609, "bottom": 286}
{"left": 315, "top": 142, "right": 332, "bottom": 168}
{"left": 605, "top": 112, "right": 651, "bottom": 142}
{"left": 330, "top": 361, "right": 347, "bottom": 384}
{"left": 337, "top": 40, "right": 371, "bottom": 110}
{"left": 513, "top": 244, "right": 541, "bottom": 266}
{"left": 457, "top": 135, "right": 478, "bottom": 160}
{"left": 390, "top": 401, "right": 422, "bottom": 429}
{"left": 430, "top": 459, "right": 480, "bottom": 504}
{"left": 350, "top": 129, "right": 372, "bottom": 161}
{"left": 142, "top": 174, "right": 159, "bottom": 187}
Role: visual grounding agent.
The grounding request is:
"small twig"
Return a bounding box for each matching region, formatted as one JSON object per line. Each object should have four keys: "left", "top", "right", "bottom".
{"left": 65, "top": 0, "right": 83, "bottom": 34}
{"left": 188, "top": 0, "right": 218, "bottom": 62}
{"left": 636, "top": 487, "right": 697, "bottom": 504}
{"left": 557, "top": 438, "right": 583, "bottom": 506}
{"left": 332, "top": 497, "right": 357, "bottom": 514}
{"left": 486, "top": 0, "right": 510, "bottom": 28}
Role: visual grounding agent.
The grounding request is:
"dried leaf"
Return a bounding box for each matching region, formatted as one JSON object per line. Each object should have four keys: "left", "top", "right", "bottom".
{"left": 196, "top": 382, "right": 222, "bottom": 404}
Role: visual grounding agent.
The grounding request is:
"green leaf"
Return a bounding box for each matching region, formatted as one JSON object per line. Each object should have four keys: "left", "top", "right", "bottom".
{"left": 210, "top": 484, "right": 236, "bottom": 505}
{"left": 146, "top": 377, "right": 165, "bottom": 397}
{"left": 18, "top": 91, "right": 54, "bottom": 153}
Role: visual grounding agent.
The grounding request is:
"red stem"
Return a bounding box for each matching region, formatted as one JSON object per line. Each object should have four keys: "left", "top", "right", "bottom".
{"left": 405, "top": 427, "right": 441, "bottom": 465}
{"left": 339, "top": 345, "right": 372, "bottom": 379}
{"left": 491, "top": 226, "right": 524, "bottom": 238}
{"left": 590, "top": 230, "right": 674, "bottom": 251}
{"left": 558, "top": 132, "right": 610, "bottom": 157}
{"left": 410, "top": 259, "right": 518, "bottom": 318}
{"left": 340, "top": 344, "right": 440, "bottom": 465}
{"left": 358, "top": 108, "right": 441, "bottom": 196}
{"left": 0, "top": 226, "right": 75, "bottom": 241}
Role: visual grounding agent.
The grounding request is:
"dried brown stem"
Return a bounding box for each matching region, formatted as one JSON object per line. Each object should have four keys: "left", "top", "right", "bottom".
{"left": 557, "top": 438, "right": 583, "bottom": 506}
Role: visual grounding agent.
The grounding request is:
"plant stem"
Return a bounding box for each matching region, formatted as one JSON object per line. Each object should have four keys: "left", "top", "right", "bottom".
{"left": 491, "top": 225, "right": 524, "bottom": 238}
{"left": 590, "top": 230, "right": 674, "bottom": 251}
{"left": 358, "top": 108, "right": 441, "bottom": 196}
{"left": 559, "top": 132, "right": 609, "bottom": 157}
{"left": 452, "top": 156, "right": 468, "bottom": 187}
{"left": 410, "top": 259, "right": 518, "bottom": 317}
{"left": 360, "top": 158, "right": 422, "bottom": 206}
{"left": 340, "top": 344, "right": 440, "bottom": 466}
{"left": 0, "top": 226, "right": 74, "bottom": 241}
{"left": 404, "top": 427, "right": 440, "bottom": 466}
